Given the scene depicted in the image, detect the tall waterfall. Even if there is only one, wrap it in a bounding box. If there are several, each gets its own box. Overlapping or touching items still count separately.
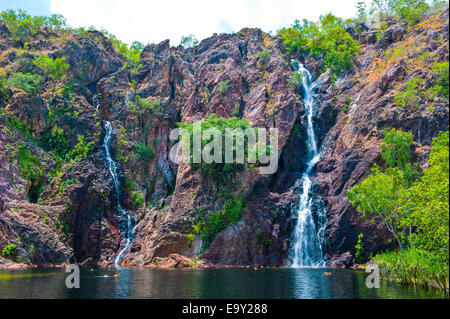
[290,63,327,267]
[103,121,135,268]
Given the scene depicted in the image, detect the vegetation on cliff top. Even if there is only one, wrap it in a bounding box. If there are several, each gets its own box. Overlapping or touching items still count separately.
[279,13,360,76]
[0,9,66,41]
[279,0,448,77]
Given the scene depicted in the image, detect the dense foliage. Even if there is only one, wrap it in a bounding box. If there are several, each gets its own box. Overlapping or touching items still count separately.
[279,14,360,75]
[67,135,94,161]
[0,9,66,41]
[134,142,155,160]
[16,144,44,202]
[429,61,449,100]
[374,247,448,290]
[367,0,439,25]
[5,72,43,93]
[398,131,449,263]
[394,77,424,108]
[1,244,16,259]
[110,39,144,72]
[347,129,418,250]
[178,114,255,181]
[33,55,69,81]
[348,129,449,287]
[40,125,69,159]
[279,0,447,77]
[129,95,161,115]
[194,196,246,250]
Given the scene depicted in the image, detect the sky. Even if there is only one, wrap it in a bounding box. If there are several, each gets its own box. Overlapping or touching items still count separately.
[0,0,371,45]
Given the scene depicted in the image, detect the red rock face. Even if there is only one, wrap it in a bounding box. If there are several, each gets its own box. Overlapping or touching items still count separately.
[0,9,448,268]
[311,9,449,265]
[120,28,303,267]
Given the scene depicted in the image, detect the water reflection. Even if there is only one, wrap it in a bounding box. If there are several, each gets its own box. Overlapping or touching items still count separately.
[0,267,447,299]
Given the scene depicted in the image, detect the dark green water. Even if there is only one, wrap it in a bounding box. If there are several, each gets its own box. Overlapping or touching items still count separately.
[0,267,447,299]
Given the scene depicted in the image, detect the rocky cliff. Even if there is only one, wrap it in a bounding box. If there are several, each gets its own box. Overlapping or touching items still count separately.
[0,8,448,268]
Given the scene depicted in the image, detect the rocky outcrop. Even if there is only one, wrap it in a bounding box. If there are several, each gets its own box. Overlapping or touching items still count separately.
[119,28,303,266]
[311,10,449,263]
[0,9,448,268]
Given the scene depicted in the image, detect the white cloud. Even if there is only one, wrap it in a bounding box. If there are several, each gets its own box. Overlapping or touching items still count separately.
[50,0,368,46]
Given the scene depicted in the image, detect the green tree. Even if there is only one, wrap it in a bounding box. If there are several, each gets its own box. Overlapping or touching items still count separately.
[180,34,199,48]
[134,142,154,160]
[355,233,365,263]
[369,0,431,24]
[106,34,144,72]
[278,13,360,75]
[33,55,69,80]
[347,165,406,250]
[394,77,424,109]
[40,125,69,158]
[389,0,430,25]
[129,95,161,115]
[348,128,418,250]
[381,128,413,168]
[67,135,94,161]
[398,131,449,263]
[2,244,16,258]
[429,61,449,100]
[381,128,418,185]
[0,10,66,41]
[356,1,368,21]
[178,114,254,181]
[320,22,360,75]
[6,72,43,93]
[278,26,305,55]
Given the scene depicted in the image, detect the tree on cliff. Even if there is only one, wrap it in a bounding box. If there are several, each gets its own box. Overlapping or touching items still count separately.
[347,128,417,250]
[398,131,449,264]
[348,129,449,264]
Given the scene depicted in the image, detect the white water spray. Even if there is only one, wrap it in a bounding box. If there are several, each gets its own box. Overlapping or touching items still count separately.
[290,63,327,267]
[103,121,135,268]
[93,95,100,111]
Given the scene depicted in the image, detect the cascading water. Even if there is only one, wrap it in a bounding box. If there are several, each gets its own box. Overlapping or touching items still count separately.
[92,94,100,111]
[103,121,135,268]
[290,62,327,267]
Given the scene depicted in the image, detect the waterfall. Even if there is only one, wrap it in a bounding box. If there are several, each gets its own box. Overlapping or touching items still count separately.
[93,95,100,111]
[103,121,135,268]
[290,63,327,267]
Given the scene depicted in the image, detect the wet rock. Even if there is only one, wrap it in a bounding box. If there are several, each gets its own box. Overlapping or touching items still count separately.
[328,251,354,268]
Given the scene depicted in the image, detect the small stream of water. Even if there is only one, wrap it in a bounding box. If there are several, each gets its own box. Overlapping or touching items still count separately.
[103,121,135,268]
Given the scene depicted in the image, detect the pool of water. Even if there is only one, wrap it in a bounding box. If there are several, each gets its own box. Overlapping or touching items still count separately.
[0,267,447,299]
